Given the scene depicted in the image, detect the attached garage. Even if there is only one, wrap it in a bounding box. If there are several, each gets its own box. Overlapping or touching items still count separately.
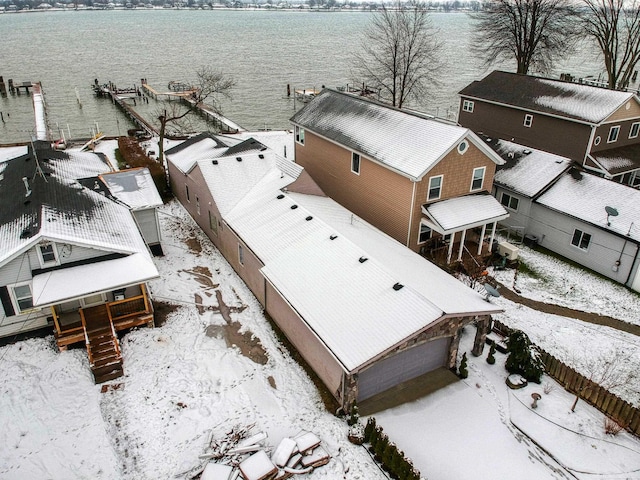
[357,336,451,402]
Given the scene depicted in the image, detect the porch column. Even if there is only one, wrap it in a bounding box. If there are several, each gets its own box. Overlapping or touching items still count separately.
[472,315,491,357]
[477,223,487,256]
[457,229,467,262]
[488,221,497,252]
[446,234,454,263]
[51,306,61,335]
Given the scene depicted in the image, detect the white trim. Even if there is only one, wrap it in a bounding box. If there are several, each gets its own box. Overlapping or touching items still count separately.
[630,122,640,139]
[457,140,469,155]
[570,228,592,251]
[417,221,432,245]
[36,242,60,268]
[607,125,620,143]
[427,175,443,201]
[523,113,533,128]
[351,152,361,175]
[80,292,107,307]
[462,99,474,113]
[294,126,305,145]
[8,281,37,315]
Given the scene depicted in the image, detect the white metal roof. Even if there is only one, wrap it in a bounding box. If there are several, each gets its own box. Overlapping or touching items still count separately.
[536,169,640,242]
[101,168,163,209]
[290,89,501,180]
[492,140,572,198]
[422,194,509,233]
[167,136,228,173]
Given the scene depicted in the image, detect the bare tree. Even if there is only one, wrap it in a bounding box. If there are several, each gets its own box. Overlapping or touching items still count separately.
[156,66,235,183]
[582,0,640,90]
[352,1,442,109]
[471,0,580,75]
[570,347,637,413]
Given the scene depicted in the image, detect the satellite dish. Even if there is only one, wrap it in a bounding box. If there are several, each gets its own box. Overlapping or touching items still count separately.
[483,284,501,302]
[605,206,619,226]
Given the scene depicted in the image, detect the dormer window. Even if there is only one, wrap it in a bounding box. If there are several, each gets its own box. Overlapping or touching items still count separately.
[37,242,59,267]
[608,125,620,143]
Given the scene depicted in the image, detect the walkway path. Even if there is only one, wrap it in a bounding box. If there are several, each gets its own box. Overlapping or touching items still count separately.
[495,280,640,337]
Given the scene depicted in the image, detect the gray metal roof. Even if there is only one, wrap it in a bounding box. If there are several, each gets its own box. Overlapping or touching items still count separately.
[459,71,635,125]
[290,89,480,180]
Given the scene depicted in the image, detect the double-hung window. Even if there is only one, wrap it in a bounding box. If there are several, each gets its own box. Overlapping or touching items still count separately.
[295,126,305,145]
[37,243,58,266]
[608,125,620,143]
[524,114,533,128]
[428,175,443,201]
[418,223,432,244]
[351,153,361,175]
[12,283,34,313]
[630,122,640,139]
[571,229,591,250]
[470,167,485,191]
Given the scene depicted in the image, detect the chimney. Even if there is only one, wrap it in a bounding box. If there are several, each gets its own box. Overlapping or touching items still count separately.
[22,177,32,197]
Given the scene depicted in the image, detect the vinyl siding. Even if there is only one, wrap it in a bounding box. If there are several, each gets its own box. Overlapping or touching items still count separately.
[605,100,640,123]
[591,118,640,153]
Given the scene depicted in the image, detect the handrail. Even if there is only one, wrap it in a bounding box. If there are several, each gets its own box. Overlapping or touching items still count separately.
[79,309,94,366]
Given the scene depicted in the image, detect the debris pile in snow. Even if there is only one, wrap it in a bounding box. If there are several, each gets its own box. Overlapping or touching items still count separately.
[177,424,331,480]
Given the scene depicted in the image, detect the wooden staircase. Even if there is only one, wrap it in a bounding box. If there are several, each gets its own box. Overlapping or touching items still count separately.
[81,305,124,384]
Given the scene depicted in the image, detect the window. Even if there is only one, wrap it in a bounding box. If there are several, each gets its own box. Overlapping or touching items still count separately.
[630,122,640,139]
[38,243,58,266]
[427,175,443,201]
[209,211,218,235]
[295,126,305,145]
[351,152,360,175]
[594,136,601,146]
[418,223,432,244]
[523,114,533,128]
[81,293,106,307]
[500,192,519,211]
[196,196,200,215]
[470,167,485,191]
[11,283,33,313]
[571,229,592,250]
[185,184,190,202]
[462,100,474,113]
[238,244,244,265]
[457,140,469,154]
[608,125,620,143]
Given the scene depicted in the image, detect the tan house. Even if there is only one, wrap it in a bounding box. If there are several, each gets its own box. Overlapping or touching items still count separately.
[459,70,640,187]
[166,133,501,409]
[290,89,508,265]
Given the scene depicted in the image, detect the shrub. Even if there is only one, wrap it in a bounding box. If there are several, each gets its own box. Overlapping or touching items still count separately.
[117,136,168,197]
[347,404,359,426]
[364,417,376,443]
[369,425,381,453]
[375,433,389,462]
[505,330,544,383]
[458,352,469,379]
[486,343,496,365]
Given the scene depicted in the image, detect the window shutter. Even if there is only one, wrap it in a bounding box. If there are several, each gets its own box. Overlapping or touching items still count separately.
[0,286,15,317]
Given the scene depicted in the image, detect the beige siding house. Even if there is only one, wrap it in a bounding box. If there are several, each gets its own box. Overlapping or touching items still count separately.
[166,134,502,409]
[290,89,508,265]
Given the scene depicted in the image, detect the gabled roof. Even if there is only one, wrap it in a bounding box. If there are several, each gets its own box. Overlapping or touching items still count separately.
[459,71,636,125]
[0,144,156,275]
[165,132,231,173]
[536,168,640,243]
[488,138,573,198]
[177,135,501,373]
[290,89,503,180]
[589,144,640,176]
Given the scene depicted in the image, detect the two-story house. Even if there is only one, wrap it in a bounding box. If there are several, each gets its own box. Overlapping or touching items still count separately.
[0,142,161,382]
[289,89,508,266]
[166,133,501,410]
[459,70,640,187]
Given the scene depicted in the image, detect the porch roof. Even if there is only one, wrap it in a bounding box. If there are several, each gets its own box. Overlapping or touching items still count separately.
[589,144,640,176]
[422,193,509,234]
[31,253,159,307]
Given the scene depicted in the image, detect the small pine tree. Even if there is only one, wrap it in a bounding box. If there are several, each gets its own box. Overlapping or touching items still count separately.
[347,403,360,426]
[486,343,496,365]
[375,433,389,462]
[458,352,469,379]
[364,417,376,443]
[369,425,380,453]
[390,447,404,479]
[382,441,395,471]
[506,330,544,383]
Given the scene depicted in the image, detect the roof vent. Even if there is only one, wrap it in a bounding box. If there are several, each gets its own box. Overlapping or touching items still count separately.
[393,282,404,291]
[291,204,298,210]
[523,149,531,155]
[212,159,219,165]
[305,216,313,221]
[359,256,368,263]
[22,177,32,197]
[260,147,267,151]
[507,152,514,159]
[277,194,285,199]
[330,235,338,240]
[258,154,265,159]
[236,156,242,162]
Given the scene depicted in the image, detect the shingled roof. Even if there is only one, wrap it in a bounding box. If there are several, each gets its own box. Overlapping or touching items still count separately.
[459,71,636,125]
[290,89,502,180]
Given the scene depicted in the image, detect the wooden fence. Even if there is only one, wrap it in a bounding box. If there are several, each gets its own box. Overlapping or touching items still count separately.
[492,320,640,436]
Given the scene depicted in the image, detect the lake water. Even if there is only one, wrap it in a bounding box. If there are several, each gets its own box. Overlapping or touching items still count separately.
[0,9,604,143]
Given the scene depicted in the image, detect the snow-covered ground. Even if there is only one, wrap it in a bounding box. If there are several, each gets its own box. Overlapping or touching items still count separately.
[1,193,640,479]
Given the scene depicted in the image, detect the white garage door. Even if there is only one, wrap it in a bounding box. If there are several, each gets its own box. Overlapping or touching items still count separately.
[357,336,451,402]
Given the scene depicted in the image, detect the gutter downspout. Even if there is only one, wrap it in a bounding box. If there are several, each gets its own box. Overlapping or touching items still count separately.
[407,180,417,247]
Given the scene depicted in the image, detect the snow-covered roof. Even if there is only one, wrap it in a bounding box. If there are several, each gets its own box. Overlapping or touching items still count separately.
[0,143,157,271]
[220,130,295,162]
[589,144,640,176]
[100,168,163,209]
[0,146,28,163]
[165,133,231,173]
[489,138,572,198]
[536,169,640,242]
[176,135,501,372]
[460,71,636,125]
[422,193,509,233]
[290,89,502,180]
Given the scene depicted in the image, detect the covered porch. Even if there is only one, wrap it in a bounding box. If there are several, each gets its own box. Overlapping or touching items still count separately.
[420,193,509,266]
